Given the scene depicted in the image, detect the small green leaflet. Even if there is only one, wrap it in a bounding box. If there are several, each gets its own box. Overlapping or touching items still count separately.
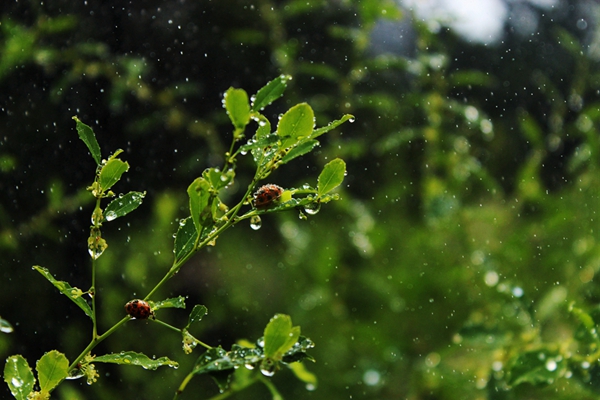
[186,304,208,330]
[104,191,146,222]
[98,157,129,192]
[187,177,213,234]
[174,216,197,262]
[152,296,186,311]
[33,266,93,318]
[3,355,35,400]
[36,350,69,393]
[73,116,101,165]
[251,74,291,112]
[277,103,315,149]
[94,351,178,370]
[310,114,354,140]
[317,158,346,196]
[263,314,300,361]
[224,87,250,130]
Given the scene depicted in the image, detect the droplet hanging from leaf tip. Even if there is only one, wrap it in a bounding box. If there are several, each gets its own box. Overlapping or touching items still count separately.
[250,215,262,230]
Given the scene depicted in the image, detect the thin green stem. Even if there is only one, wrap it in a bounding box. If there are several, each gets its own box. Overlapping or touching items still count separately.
[91,196,102,340]
[149,319,212,350]
[68,316,131,371]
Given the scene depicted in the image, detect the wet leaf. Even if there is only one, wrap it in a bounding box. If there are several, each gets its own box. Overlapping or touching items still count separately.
[288,362,317,388]
[33,266,92,318]
[186,305,208,330]
[310,114,354,140]
[94,351,178,370]
[317,158,346,196]
[277,103,315,148]
[281,139,319,164]
[224,87,250,130]
[174,217,197,262]
[202,167,234,191]
[99,157,129,192]
[263,314,300,360]
[3,355,35,400]
[73,116,101,165]
[251,74,291,111]
[187,177,212,234]
[36,350,69,393]
[153,296,186,311]
[507,350,566,386]
[104,191,146,222]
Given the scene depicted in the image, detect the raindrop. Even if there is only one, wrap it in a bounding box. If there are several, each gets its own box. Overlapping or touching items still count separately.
[546,359,557,372]
[348,117,355,123]
[298,210,308,220]
[105,211,117,222]
[0,318,14,333]
[260,363,276,377]
[66,367,85,380]
[363,369,381,386]
[303,202,321,215]
[11,377,23,388]
[250,215,262,230]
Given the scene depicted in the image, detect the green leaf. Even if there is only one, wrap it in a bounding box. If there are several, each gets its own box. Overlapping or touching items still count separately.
[36,350,69,393]
[224,87,250,130]
[153,296,186,311]
[186,305,208,330]
[251,75,292,111]
[99,157,129,192]
[33,266,93,318]
[317,158,346,196]
[507,350,566,386]
[104,191,146,222]
[73,116,101,165]
[187,177,213,234]
[281,139,319,164]
[93,351,178,370]
[202,167,235,191]
[193,347,235,373]
[277,103,315,148]
[263,314,300,361]
[174,217,197,262]
[4,355,35,400]
[288,361,317,388]
[310,114,354,140]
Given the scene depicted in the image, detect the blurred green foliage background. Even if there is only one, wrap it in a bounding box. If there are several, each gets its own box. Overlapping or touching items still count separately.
[1,0,600,399]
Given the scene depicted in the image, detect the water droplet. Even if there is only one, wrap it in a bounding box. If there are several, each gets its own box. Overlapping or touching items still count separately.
[0,318,13,333]
[348,117,355,123]
[303,202,321,215]
[260,360,276,377]
[245,363,255,370]
[546,359,557,371]
[306,383,316,391]
[363,369,381,386]
[105,211,117,222]
[250,215,262,230]
[298,210,308,220]
[66,368,85,380]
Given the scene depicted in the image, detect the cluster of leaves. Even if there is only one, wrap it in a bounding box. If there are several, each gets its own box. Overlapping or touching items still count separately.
[2,76,352,399]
